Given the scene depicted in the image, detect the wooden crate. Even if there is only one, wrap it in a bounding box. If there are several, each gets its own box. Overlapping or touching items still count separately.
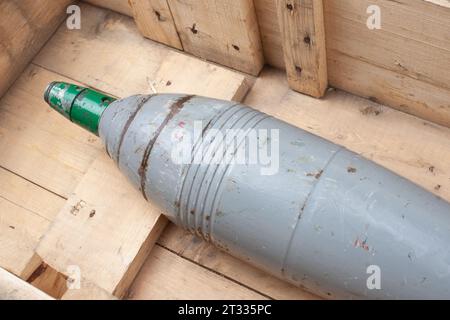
[1,0,449,300]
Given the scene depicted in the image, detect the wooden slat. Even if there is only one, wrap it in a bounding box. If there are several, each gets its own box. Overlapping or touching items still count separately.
[36,154,168,298]
[129,0,183,50]
[255,0,450,127]
[84,0,133,16]
[325,0,450,91]
[129,246,266,299]
[426,0,450,8]
[327,49,450,128]
[0,66,104,198]
[167,0,264,75]
[322,0,450,127]
[276,0,327,97]
[0,167,64,279]
[0,0,72,97]
[154,224,319,299]
[84,0,265,75]
[254,0,285,69]
[34,4,250,100]
[0,267,53,300]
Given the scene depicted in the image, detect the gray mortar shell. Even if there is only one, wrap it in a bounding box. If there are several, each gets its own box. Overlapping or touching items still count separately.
[99,93,450,299]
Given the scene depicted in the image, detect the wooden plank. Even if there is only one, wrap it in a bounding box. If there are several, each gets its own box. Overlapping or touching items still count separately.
[325,0,450,91]
[34,3,250,100]
[426,0,450,8]
[276,0,327,97]
[327,49,450,128]
[0,65,103,197]
[129,0,183,50]
[0,0,72,97]
[154,224,319,299]
[254,0,285,69]
[129,246,266,299]
[255,0,450,127]
[0,167,64,279]
[167,0,264,75]
[0,267,53,300]
[61,281,116,300]
[35,154,167,298]
[323,0,450,127]
[149,52,254,102]
[84,0,133,16]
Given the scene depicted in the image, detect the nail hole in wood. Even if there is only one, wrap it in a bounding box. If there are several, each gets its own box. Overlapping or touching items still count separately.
[232,44,240,51]
[190,23,198,34]
[154,10,164,22]
[304,35,311,45]
[295,65,302,74]
[286,3,294,11]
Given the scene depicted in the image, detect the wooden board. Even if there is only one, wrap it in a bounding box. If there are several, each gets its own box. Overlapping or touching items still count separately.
[323,0,450,127]
[34,4,249,100]
[0,65,98,280]
[129,246,267,299]
[84,0,133,16]
[36,155,168,298]
[151,224,319,299]
[255,0,450,127]
[129,0,183,50]
[254,0,285,69]
[0,267,52,300]
[167,0,264,75]
[81,0,450,127]
[0,0,71,97]
[0,166,63,279]
[276,0,327,97]
[0,66,104,198]
[83,0,264,75]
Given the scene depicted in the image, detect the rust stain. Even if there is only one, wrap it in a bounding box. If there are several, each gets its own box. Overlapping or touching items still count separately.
[201,118,214,137]
[354,237,370,251]
[139,95,194,199]
[307,169,323,179]
[117,95,153,165]
[347,166,357,173]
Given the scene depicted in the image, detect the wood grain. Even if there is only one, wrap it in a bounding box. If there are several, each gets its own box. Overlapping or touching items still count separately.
[129,0,183,50]
[0,267,53,300]
[167,0,264,75]
[0,0,71,97]
[276,0,327,97]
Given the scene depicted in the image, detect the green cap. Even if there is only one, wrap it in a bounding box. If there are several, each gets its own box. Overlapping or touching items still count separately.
[44,81,116,135]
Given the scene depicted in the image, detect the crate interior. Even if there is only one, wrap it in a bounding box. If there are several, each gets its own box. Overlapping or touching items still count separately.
[1,2,450,299]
